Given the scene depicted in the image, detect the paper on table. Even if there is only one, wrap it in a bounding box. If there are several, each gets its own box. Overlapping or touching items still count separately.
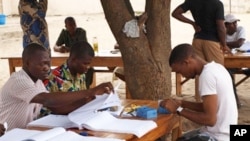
[47,131,125,141]
[69,111,157,138]
[241,52,250,56]
[28,127,65,141]
[0,127,125,141]
[27,114,78,129]
[27,93,123,130]
[70,93,122,115]
[68,93,157,137]
[239,41,250,51]
[0,128,41,141]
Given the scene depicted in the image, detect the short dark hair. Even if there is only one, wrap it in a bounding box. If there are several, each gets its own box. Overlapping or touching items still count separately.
[69,41,94,59]
[22,43,48,62]
[169,43,195,66]
[64,16,76,24]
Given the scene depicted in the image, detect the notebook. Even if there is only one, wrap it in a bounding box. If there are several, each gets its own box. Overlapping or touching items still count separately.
[0,127,125,141]
[28,93,157,138]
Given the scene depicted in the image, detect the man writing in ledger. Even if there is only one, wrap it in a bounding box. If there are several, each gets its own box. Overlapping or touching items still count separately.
[160,44,238,141]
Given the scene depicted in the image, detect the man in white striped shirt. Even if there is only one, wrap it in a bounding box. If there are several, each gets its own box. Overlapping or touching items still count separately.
[0,43,114,131]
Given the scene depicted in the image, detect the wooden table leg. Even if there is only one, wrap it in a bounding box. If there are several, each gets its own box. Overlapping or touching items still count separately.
[8,59,15,74]
[176,73,182,96]
[171,116,182,141]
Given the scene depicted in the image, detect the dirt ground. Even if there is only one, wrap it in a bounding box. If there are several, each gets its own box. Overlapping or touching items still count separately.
[1,13,250,140]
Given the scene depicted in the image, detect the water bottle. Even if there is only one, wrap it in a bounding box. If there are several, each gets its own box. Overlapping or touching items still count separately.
[93,37,99,55]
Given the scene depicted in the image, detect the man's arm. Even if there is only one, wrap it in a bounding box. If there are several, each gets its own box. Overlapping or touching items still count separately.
[53,44,69,53]
[227,38,246,49]
[160,94,218,126]
[172,5,200,32]
[54,29,70,53]
[217,20,231,52]
[31,82,114,115]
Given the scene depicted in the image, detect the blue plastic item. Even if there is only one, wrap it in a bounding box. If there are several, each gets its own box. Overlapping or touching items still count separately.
[136,106,157,119]
[0,14,6,25]
[157,106,171,114]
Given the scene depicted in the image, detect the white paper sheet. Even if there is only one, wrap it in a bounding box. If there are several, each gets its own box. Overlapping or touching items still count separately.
[0,127,125,141]
[27,114,78,129]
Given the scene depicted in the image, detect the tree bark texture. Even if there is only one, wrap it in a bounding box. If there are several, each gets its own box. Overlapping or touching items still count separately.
[101,0,172,100]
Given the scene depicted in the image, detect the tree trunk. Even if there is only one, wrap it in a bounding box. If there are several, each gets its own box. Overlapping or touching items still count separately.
[101,0,172,100]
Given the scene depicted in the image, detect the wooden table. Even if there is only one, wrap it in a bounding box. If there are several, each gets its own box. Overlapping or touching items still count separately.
[1,50,125,91]
[176,53,250,97]
[0,50,123,74]
[28,99,182,141]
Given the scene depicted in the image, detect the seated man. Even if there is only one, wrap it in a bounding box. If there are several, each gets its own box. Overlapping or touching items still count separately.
[41,41,96,116]
[0,43,113,130]
[53,16,93,88]
[225,14,246,49]
[54,16,88,52]
[225,13,249,107]
[160,43,238,141]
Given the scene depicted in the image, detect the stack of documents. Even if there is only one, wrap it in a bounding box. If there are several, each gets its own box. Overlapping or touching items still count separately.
[0,127,125,141]
[235,41,250,52]
[28,93,157,138]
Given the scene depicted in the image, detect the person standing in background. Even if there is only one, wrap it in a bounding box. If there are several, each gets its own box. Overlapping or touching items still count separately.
[172,0,232,102]
[18,0,50,52]
[172,0,230,65]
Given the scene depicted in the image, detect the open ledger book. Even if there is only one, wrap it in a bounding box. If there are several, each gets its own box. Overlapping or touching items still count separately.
[0,127,124,141]
[28,93,157,138]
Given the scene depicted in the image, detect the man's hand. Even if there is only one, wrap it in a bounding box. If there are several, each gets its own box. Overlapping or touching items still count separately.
[192,23,201,33]
[54,46,69,53]
[159,98,181,113]
[221,45,232,54]
[92,82,114,95]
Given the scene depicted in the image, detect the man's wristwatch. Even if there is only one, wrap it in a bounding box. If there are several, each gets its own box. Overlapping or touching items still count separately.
[176,106,183,115]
